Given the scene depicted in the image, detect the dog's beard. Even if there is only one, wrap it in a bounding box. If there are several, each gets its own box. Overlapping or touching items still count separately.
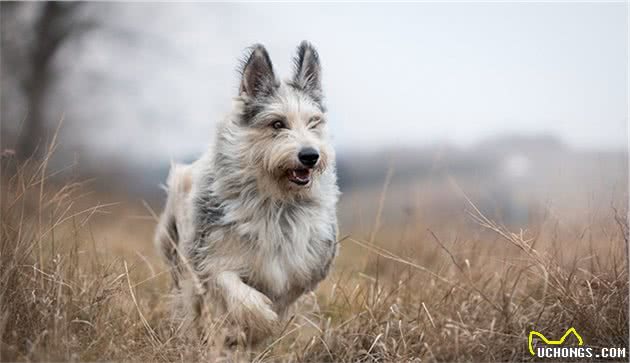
[245,133,330,195]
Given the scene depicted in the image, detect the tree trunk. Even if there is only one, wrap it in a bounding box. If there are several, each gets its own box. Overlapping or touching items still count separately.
[16,2,77,159]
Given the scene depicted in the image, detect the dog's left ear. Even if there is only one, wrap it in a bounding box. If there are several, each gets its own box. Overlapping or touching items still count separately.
[239,44,278,98]
[292,41,322,100]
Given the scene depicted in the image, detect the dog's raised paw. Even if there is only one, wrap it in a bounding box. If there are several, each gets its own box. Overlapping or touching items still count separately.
[241,289,278,324]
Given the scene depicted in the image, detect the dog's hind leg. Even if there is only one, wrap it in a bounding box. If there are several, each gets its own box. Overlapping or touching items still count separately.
[155,163,193,290]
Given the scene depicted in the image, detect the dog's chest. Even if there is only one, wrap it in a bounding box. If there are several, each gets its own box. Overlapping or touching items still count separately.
[242,206,335,300]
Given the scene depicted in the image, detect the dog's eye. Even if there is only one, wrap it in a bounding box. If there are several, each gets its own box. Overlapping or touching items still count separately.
[271,120,286,130]
[309,116,323,129]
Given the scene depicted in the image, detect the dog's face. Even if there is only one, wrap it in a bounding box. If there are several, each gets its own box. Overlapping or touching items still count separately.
[235,42,334,195]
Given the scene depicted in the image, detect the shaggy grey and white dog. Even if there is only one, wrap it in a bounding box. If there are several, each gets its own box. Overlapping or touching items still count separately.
[154,41,339,343]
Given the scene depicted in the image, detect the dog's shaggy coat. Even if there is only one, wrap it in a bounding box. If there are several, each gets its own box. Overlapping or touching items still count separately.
[155,42,339,343]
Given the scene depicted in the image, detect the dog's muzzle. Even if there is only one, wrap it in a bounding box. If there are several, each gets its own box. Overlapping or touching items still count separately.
[287,147,320,186]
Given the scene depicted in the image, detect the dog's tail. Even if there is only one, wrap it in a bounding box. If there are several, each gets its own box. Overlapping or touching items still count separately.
[154,163,193,290]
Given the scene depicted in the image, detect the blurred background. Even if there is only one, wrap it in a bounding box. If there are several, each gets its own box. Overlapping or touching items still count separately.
[1,2,627,233]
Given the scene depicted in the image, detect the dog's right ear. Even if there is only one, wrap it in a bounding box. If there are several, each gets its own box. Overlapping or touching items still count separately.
[239,44,278,98]
[291,41,322,101]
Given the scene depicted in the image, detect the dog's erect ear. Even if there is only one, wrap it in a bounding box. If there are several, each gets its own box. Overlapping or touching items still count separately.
[292,41,322,99]
[239,44,277,98]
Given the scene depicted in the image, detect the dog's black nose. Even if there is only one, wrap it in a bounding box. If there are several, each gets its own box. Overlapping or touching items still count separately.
[298,147,319,167]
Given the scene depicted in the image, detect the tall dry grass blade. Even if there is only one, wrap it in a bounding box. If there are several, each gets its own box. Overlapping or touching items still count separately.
[369,166,393,244]
[347,236,456,286]
[123,261,166,358]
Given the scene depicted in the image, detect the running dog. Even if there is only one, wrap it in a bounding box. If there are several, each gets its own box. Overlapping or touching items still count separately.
[155,41,339,344]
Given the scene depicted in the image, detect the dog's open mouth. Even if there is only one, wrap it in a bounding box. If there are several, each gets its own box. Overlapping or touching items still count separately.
[287,168,312,186]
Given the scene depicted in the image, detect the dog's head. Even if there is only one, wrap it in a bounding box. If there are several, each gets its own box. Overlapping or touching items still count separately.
[232,42,334,196]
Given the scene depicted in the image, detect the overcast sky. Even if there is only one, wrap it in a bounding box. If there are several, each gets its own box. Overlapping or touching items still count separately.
[55,2,627,162]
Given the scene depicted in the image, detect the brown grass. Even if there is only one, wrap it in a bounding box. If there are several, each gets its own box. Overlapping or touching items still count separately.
[0,147,628,362]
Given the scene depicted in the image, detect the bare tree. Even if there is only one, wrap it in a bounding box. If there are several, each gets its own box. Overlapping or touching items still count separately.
[1,2,91,158]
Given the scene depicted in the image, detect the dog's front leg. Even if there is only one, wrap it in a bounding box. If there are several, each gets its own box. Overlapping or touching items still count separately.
[215,271,278,342]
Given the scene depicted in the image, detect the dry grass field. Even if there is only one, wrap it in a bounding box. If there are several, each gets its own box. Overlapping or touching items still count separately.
[1,149,628,362]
